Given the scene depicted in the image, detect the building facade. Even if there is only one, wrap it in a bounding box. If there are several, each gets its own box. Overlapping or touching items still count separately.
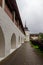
[0,0,25,61]
[30,34,39,40]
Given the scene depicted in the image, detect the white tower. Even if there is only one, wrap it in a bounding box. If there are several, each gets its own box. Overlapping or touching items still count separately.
[24,22,30,42]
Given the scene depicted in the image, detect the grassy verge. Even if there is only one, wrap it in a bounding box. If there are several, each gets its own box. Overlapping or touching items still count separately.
[30,41,39,49]
[30,41,43,55]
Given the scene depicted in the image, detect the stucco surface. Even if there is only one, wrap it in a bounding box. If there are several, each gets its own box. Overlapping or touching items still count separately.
[0,7,25,61]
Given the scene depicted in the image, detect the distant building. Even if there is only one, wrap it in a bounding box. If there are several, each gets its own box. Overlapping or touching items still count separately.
[0,0,25,61]
[24,23,30,42]
[30,34,39,40]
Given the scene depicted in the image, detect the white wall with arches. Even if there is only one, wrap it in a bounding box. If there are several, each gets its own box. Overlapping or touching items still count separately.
[0,7,25,61]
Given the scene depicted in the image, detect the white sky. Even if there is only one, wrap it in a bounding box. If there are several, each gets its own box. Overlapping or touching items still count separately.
[16,0,43,33]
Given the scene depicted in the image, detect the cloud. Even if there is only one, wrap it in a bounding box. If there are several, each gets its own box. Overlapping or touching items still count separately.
[16,0,43,33]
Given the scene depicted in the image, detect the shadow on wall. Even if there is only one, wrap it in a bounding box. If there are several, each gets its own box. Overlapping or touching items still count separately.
[0,27,5,57]
[19,36,20,44]
[11,34,16,49]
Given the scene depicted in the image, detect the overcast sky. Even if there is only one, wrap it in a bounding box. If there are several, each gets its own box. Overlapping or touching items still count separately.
[16,0,43,33]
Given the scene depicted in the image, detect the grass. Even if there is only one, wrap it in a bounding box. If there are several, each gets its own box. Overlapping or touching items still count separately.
[30,41,43,54]
[32,45,39,49]
[30,41,39,49]
[30,41,43,58]
[34,48,43,56]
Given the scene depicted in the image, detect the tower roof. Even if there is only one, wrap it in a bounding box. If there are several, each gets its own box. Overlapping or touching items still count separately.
[24,22,29,31]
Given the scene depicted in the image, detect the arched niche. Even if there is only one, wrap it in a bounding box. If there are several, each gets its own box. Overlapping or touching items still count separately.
[11,33,16,49]
[0,27,5,57]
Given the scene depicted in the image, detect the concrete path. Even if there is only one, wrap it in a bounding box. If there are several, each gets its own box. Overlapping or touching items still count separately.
[0,43,43,65]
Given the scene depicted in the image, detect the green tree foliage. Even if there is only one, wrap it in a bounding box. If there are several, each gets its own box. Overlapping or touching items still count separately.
[39,33,43,40]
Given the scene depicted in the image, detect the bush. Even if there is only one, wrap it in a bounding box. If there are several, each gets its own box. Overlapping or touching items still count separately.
[39,33,43,40]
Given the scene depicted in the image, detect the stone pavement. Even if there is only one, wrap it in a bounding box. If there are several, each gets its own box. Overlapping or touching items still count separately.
[0,43,43,65]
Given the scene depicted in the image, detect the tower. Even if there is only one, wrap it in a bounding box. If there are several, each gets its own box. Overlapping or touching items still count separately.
[24,22,30,42]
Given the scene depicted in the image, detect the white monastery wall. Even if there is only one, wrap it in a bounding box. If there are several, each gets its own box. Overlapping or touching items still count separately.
[0,7,25,61]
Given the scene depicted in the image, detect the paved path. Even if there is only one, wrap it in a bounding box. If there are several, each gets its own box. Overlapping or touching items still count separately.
[0,43,43,65]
